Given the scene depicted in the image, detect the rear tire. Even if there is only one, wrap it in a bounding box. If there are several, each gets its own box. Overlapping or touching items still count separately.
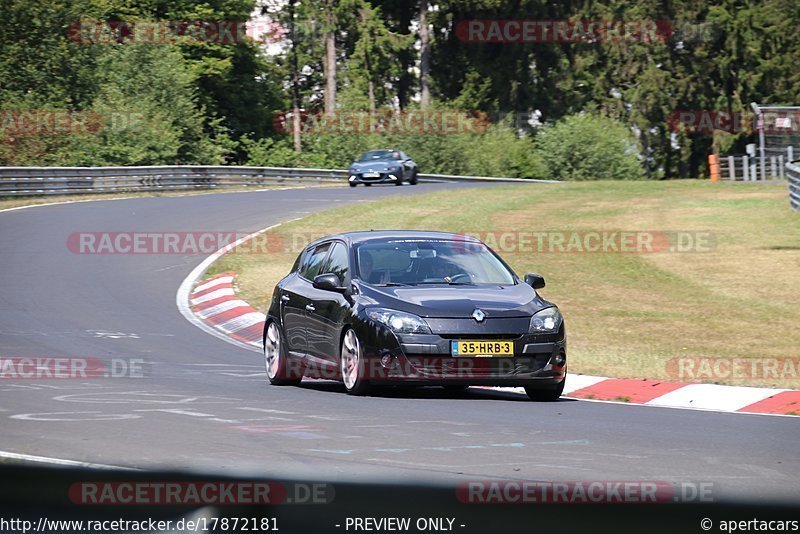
[340,329,370,395]
[264,321,302,386]
[524,379,564,401]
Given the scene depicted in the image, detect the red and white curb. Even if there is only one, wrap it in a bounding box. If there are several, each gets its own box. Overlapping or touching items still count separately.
[177,229,799,417]
[189,272,265,347]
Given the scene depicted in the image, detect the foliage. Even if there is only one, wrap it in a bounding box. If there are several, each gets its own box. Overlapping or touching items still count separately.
[2,0,798,178]
[534,114,644,180]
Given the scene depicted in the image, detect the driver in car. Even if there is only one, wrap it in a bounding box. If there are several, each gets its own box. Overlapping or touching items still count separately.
[359,250,387,284]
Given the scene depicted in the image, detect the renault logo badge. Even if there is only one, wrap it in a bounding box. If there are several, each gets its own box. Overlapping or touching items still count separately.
[472,309,486,322]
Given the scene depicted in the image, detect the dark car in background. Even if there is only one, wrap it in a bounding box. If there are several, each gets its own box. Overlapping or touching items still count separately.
[348,149,418,187]
[263,231,566,400]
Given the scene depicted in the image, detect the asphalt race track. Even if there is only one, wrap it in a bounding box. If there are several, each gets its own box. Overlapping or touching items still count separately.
[0,183,797,503]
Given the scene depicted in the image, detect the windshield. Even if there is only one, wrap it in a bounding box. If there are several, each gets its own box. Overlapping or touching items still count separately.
[355,239,515,285]
[357,150,397,162]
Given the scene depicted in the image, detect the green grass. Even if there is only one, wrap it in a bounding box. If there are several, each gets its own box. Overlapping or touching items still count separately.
[210,180,800,388]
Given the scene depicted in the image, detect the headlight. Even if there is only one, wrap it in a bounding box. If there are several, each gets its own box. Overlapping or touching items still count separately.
[529,307,562,333]
[366,308,431,334]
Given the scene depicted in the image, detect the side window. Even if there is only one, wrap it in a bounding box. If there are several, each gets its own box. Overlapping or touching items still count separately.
[322,242,349,282]
[291,251,303,273]
[299,243,331,280]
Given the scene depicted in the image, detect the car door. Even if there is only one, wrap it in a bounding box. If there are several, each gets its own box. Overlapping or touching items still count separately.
[400,151,415,177]
[281,243,330,358]
[304,241,351,369]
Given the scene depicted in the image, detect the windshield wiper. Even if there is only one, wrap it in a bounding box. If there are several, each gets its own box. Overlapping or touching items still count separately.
[414,280,476,286]
[375,282,410,287]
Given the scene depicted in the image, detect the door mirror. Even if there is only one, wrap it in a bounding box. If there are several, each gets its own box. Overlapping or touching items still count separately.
[524,273,546,289]
[313,273,346,292]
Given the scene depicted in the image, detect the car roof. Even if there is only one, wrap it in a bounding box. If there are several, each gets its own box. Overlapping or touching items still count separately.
[305,230,481,249]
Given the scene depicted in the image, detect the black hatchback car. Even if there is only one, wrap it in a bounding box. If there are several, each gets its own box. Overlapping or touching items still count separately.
[347,149,418,186]
[263,231,566,400]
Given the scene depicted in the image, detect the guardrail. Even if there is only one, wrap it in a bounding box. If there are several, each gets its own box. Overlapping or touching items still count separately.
[0,165,558,197]
[787,161,800,211]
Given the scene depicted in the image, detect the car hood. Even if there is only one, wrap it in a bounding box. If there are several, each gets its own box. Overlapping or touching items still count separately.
[352,161,398,172]
[358,283,548,318]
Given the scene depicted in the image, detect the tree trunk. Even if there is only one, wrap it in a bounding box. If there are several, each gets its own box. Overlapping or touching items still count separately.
[360,8,376,115]
[396,3,414,111]
[289,0,302,152]
[418,0,431,109]
[323,1,336,116]
[368,79,376,115]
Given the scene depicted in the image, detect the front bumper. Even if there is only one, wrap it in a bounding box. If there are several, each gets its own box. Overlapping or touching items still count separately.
[359,318,567,387]
[349,172,400,184]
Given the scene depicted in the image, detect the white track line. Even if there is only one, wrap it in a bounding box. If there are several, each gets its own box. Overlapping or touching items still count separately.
[0,450,136,470]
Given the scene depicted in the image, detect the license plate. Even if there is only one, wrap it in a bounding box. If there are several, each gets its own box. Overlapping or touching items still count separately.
[451,340,514,357]
[363,172,380,178]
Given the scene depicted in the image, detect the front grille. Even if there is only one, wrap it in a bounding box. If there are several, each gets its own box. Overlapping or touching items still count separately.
[438,334,523,340]
[405,356,545,377]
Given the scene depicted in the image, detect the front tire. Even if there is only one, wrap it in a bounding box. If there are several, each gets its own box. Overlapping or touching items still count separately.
[524,379,564,401]
[264,321,302,386]
[349,182,357,188]
[409,170,418,185]
[340,329,370,395]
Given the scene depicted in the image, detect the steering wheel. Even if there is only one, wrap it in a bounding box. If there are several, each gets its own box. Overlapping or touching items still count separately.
[448,273,472,283]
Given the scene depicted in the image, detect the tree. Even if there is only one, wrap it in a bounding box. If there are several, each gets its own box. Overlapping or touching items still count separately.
[535,113,644,180]
[343,0,411,113]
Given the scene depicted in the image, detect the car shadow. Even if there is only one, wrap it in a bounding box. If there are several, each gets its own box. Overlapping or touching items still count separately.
[296,380,576,403]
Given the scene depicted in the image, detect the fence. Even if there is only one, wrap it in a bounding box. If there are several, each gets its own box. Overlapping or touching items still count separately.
[0,165,557,197]
[718,151,790,181]
[787,161,800,211]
